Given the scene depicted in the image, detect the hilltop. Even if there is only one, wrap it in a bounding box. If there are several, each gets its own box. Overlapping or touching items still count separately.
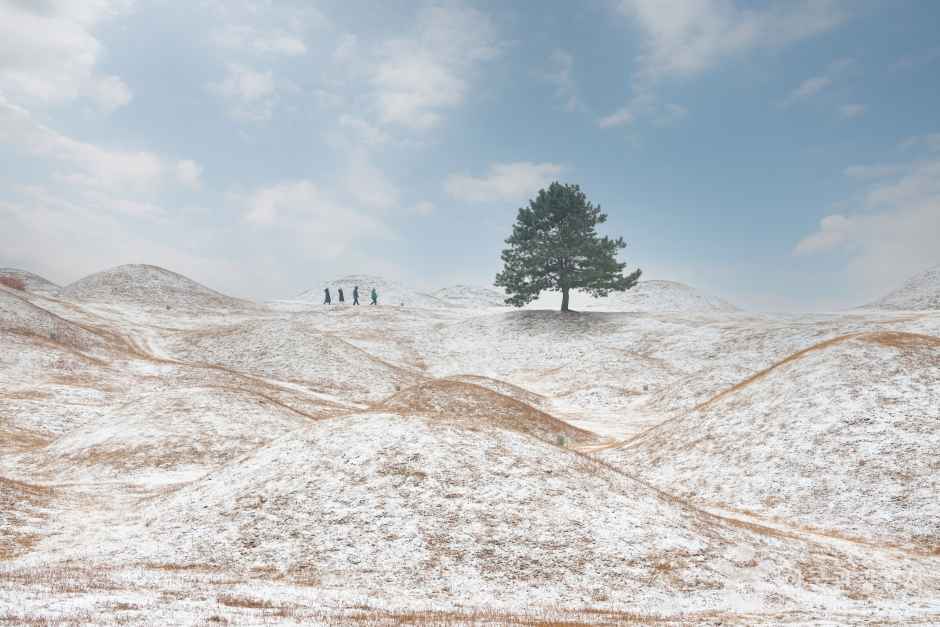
[61,264,252,310]
[530,280,737,313]
[295,275,446,308]
[0,268,60,296]
[432,285,508,308]
[864,265,940,310]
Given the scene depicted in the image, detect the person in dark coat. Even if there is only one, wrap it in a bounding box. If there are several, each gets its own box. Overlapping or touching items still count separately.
[338,287,345,303]
[370,287,378,305]
[323,288,331,305]
[352,286,360,305]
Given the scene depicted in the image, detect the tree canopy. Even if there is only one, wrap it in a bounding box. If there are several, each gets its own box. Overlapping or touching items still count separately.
[495,182,641,312]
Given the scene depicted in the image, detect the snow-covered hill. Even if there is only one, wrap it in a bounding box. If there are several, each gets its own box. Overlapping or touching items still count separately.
[529,280,737,313]
[432,284,508,308]
[4,261,940,624]
[0,286,125,360]
[864,265,940,310]
[294,276,507,309]
[31,387,311,484]
[160,317,425,402]
[377,378,598,445]
[0,268,60,296]
[602,331,940,553]
[61,264,252,310]
[295,274,447,308]
[75,413,939,616]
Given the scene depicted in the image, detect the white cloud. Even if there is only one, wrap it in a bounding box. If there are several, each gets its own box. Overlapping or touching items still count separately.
[209,63,277,121]
[88,75,133,113]
[839,103,866,118]
[339,115,389,148]
[410,201,434,216]
[599,94,687,130]
[794,159,940,297]
[655,102,688,126]
[780,57,856,108]
[783,75,832,105]
[371,5,500,130]
[240,180,391,259]
[618,0,846,80]
[0,96,200,213]
[341,152,401,212]
[543,49,583,112]
[0,184,262,298]
[333,34,359,64]
[176,160,203,188]
[899,132,940,152]
[211,24,307,56]
[599,107,635,129]
[0,0,133,112]
[445,162,563,203]
[793,214,852,254]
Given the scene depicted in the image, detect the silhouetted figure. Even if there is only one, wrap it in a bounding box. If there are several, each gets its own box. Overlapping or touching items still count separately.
[323,288,331,305]
[353,286,360,305]
[370,288,378,305]
[338,288,345,303]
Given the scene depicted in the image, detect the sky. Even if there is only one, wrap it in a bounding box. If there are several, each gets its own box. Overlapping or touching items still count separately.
[1,0,938,310]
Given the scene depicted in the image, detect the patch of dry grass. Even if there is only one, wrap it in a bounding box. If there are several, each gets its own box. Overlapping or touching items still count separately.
[377,378,600,447]
[0,276,26,291]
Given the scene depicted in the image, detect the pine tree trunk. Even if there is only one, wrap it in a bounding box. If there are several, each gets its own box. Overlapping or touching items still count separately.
[561,288,570,312]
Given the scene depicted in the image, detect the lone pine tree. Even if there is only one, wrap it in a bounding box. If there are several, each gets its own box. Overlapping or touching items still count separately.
[495,182,641,312]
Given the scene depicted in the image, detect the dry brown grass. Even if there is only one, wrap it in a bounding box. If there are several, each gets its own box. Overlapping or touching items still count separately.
[0,478,54,560]
[377,378,600,447]
[216,593,279,609]
[864,330,940,349]
[0,276,26,291]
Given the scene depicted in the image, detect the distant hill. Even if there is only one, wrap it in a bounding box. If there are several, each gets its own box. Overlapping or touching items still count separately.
[61,264,252,310]
[432,285,507,308]
[0,268,60,296]
[863,265,940,310]
[530,280,738,313]
[296,275,447,308]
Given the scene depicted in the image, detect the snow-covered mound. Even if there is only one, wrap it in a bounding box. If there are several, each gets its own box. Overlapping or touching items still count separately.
[93,413,923,610]
[61,264,252,310]
[444,374,551,410]
[0,478,52,560]
[573,280,737,313]
[864,265,940,310]
[0,287,123,360]
[0,268,60,297]
[377,378,597,445]
[161,318,424,402]
[32,387,312,484]
[432,285,507,308]
[602,331,940,553]
[296,275,447,309]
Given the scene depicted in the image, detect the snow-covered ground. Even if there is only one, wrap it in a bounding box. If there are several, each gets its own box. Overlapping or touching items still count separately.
[2,264,940,624]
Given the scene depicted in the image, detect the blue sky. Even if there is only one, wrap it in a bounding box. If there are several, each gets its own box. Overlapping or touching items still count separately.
[1,0,938,310]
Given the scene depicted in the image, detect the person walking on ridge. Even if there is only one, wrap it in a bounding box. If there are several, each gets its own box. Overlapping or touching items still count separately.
[338,287,345,303]
[352,285,360,305]
[323,288,331,305]
[370,287,378,305]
